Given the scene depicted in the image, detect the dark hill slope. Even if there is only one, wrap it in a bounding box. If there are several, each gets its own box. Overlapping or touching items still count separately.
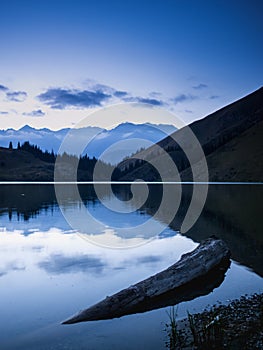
[118,87,263,181]
[181,119,263,181]
[0,146,113,181]
[0,147,54,181]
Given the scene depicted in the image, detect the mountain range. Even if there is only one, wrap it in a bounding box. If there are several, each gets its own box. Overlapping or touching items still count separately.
[0,122,176,164]
[1,87,262,182]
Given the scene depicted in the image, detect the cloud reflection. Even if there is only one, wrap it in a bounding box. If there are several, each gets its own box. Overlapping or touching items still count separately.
[38,253,105,275]
[136,255,162,264]
[0,261,25,277]
[0,227,196,282]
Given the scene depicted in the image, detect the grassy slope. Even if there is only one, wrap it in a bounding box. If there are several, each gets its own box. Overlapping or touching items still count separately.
[0,147,54,181]
[0,147,97,181]
[180,119,263,181]
[119,87,263,182]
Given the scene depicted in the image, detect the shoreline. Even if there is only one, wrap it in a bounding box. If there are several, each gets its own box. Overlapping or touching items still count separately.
[165,293,263,349]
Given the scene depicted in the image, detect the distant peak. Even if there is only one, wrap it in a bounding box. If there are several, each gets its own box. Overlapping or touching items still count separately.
[19,124,35,131]
[116,122,135,127]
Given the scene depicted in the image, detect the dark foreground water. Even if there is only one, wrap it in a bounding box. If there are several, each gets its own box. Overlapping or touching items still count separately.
[0,184,262,349]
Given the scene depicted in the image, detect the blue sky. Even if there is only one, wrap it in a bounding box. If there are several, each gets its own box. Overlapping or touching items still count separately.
[0,0,262,130]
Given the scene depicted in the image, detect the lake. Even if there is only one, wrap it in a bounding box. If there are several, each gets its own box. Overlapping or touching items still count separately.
[0,184,262,349]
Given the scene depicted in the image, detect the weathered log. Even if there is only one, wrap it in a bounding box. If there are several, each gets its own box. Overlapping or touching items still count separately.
[62,237,230,324]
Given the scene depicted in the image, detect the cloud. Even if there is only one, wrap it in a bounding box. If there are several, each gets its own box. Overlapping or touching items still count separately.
[6,91,27,102]
[0,84,8,92]
[38,85,166,109]
[38,253,105,275]
[23,109,45,117]
[91,83,116,94]
[114,90,128,98]
[86,82,131,100]
[210,95,220,99]
[0,261,26,278]
[149,91,162,97]
[136,255,162,264]
[124,96,164,106]
[37,81,168,110]
[84,81,129,97]
[38,88,111,109]
[192,83,208,90]
[171,94,198,105]
[112,87,164,105]
[137,97,164,106]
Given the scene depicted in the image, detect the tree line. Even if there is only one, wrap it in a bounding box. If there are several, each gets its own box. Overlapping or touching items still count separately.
[8,141,116,179]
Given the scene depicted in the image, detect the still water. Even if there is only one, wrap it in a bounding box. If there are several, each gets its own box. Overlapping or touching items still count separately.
[0,184,262,349]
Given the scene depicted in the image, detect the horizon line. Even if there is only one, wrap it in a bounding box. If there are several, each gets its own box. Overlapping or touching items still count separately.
[0,181,262,185]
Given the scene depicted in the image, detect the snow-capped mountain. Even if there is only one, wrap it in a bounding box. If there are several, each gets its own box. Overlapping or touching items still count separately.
[0,125,103,153]
[84,123,177,164]
[0,122,177,164]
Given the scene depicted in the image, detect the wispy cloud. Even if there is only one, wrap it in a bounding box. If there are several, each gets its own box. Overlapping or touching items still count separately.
[6,91,27,102]
[38,88,111,109]
[137,97,164,106]
[0,84,8,92]
[171,94,198,105]
[192,83,208,90]
[23,109,45,117]
[124,96,165,106]
[149,91,162,98]
[89,83,164,105]
[91,83,116,94]
[0,261,25,278]
[38,253,105,275]
[86,82,129,99]
[38,84,167,109]
[0,85,29,104]
[113,90,128,98]
[136,255,162,264]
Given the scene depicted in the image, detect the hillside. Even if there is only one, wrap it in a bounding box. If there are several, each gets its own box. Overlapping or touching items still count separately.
[0,147,54,181]
[0,146,113,181]
[118,87,263,182]
[181,119,263,181]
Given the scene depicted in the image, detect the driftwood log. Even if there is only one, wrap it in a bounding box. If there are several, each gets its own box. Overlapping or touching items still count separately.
[62,237,230,324]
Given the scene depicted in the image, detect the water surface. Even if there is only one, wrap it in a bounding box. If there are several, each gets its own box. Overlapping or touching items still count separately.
[0,184,262,349]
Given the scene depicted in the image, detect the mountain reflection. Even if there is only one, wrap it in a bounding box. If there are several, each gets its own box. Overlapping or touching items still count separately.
[134,184,263,277]
[0,184,57,221]
[0,184,262,276]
